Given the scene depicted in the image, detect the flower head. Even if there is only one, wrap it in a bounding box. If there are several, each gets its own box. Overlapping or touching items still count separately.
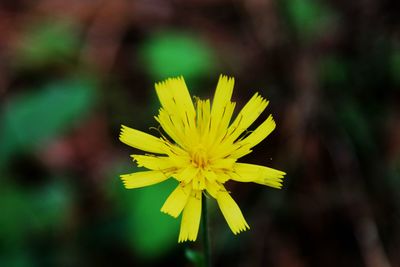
[119,75,285,242]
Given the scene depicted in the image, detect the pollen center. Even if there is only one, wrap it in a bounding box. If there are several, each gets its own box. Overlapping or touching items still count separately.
[191,146,208,169]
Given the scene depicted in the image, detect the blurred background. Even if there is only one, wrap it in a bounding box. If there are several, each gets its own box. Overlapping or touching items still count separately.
[0,0,399,266]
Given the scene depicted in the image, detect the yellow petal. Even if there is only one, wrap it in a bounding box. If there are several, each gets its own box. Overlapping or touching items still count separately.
[209,94,269,159]
[211,75,234,117]
[196,99,211,141]
[203,170,221,187]
[209,101,236,145]
[238,115,276,149]
[131,154,178,171]
[212,116,275,160]
[232,163,285,189]
[211,170,231,184]
[209,141,242,161]
[204,175,224,198]
[210,75,235,131]
[205,181,218,198]
[119,125,166,154]
[161,183,192,218]
[155,108,191,149]
[155,108,187,148]
[227,93,269,142]
[155,77,196,130]
[173,166,199,184]
[210,158,236,169]
[207,76,236,147]
[228,144,252,159]
[216,190,249,234]
[178,190,202,242]
[120,170,169,189]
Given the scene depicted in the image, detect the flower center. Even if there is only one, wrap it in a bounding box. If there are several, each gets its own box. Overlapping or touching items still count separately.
[191,146,208,169]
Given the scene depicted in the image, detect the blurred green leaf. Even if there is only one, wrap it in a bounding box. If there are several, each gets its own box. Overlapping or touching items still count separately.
[0,78,96,167]
[14,21,79,68]
[319,56,349,87]
[30,179,73,230]
[140,31,215,81]
[0,185,29,246]
[0,179,72,246]
[284,0,334,40]
[386,164,400,189]
[391,48,400,85]
[185,248,204,267]
[0,250,32,267]
[108,164,180,259]
[126,177,180,258]
[338,101,374,151]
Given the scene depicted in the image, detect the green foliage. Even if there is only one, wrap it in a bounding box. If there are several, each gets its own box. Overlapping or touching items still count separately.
[391,48,400,85]
[140,31,215,81]
[0,78,96,168]
[0,250,32,267]
[0,179,72,246]
[109,165,180,259]
[14,21,79,68]
[126,178,180,258]
[319,56,349,87]
[284,0,334,41]
[185,248,204,267]
[338,101,374,151]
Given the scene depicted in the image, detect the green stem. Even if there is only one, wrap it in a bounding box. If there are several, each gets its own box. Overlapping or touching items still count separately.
[202,195,211,267]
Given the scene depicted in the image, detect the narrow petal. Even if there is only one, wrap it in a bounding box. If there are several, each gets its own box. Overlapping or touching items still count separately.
[212,116,275,160]
[173,166,199,184]
[211,75,234,117]
[196,99,211,140]
[210,158,236,170]
[119,125,166,154]
[131,154,180,171]
[203,170,223,188]
[161,183,192,218]
[209,101,236,145]
[178,190,202,242]
[120,170,169,189]
[169,77,196,118]
[210,94,269,159]
[155,108,186,147]
[132,155,171,169]
[226,93,269,142]
[211,170,231,184]
[232,163,285,188]
[204,174,226,199]
[208,76,236,148]
[210,75,235,130]
[205,180,219,198]
[155,77,196,129]
[228,144,252,159]
[238,115,276,149]
[216,190,249,234]
[155,77,199,148]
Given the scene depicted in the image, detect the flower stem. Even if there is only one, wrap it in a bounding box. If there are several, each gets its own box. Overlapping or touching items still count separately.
[202,195,211,267]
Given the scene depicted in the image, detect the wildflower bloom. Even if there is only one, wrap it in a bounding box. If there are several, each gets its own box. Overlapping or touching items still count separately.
[119,75,285,242]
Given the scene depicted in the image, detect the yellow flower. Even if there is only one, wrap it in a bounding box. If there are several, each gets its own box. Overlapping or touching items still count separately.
[119,75,285,242]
